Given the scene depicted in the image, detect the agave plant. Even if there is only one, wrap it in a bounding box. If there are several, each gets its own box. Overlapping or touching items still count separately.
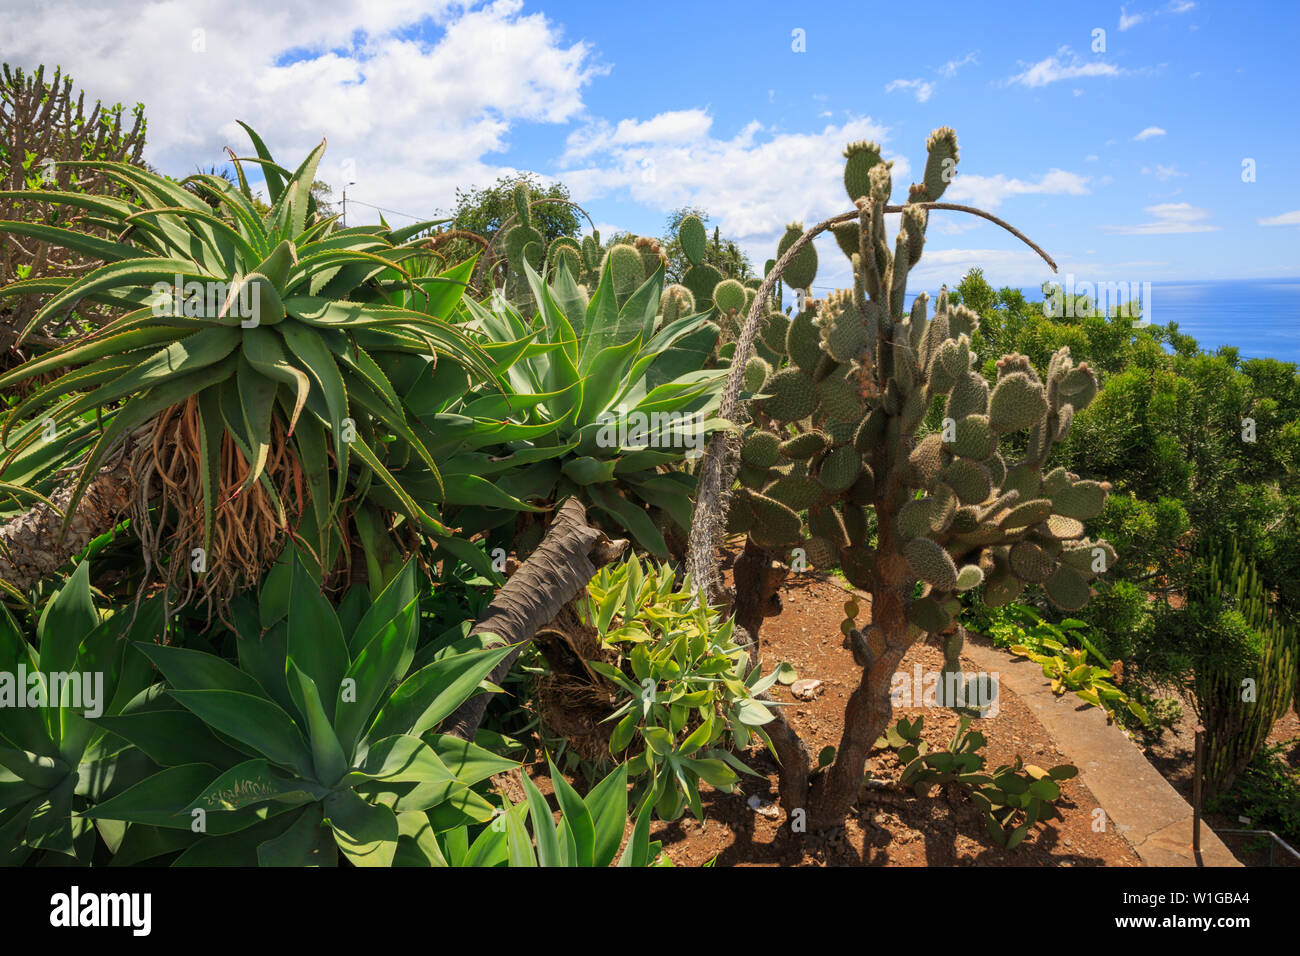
[80,551,516,866]
[433,259,731,557]
[0,561,164,864]
[493,758,668,867]
[0,124,495,610]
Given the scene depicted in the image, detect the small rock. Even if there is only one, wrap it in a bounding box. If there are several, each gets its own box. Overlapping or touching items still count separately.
[792,678,825,701]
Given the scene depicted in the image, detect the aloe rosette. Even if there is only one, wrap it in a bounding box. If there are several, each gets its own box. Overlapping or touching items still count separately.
[442,258,731,556]
[80,552,516,866]
[0,125,497,590]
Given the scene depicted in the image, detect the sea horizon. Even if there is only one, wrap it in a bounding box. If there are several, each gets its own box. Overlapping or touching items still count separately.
[901,277,1300,365]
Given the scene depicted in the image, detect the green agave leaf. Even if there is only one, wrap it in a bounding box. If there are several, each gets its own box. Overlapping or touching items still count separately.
[520,771,560,867]
[323,788,399,867]
[18,256,208,343]
[0,606,56,757]
[235,122,289,203]
[93,703,246,770]
[424,734,517,787]
[288,664,349,786]
[256,803,336,866]
[548,758,595,867]
[285,555,349,723]
[0,219,145,264]
[0,322,185,401]
[506,800,538,867]
[588,484,667,559]
[171,808,303,866]
[393,809,449,867]
[0,188,137,220]
[577,333,643,425]
[335,595,419,759]
[165,690,313,780]
[365,643,514,743]
[585,762,629,867]
[69,325,241,417]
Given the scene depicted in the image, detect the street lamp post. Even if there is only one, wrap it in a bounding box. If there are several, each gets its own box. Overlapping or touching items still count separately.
[342,181,356,227]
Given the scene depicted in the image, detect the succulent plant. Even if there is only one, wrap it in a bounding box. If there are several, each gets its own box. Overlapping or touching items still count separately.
[0,126,494,611]
[714,128,1115,831]
[731,129,1114,634]
[1190,539,1298,796]
[449,257,729,558]
[880,714,1077,850]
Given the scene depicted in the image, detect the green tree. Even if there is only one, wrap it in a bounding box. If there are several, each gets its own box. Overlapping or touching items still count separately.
[0,63,147,344]
[453,173,580,244]
[950,272,1300,699]
[445,172,583,297]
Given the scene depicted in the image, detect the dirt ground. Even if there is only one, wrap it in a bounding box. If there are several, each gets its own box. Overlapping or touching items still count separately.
[521,558,1144,866]
[519,548,1300,866]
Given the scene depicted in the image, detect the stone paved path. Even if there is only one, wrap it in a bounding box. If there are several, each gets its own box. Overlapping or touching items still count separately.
[962,632,1240,867]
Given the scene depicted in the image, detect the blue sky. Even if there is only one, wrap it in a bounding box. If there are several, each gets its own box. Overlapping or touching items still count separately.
[4,0,1297,292]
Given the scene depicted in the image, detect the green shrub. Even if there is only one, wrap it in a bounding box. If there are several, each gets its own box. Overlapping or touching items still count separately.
[1206,742,1300,845]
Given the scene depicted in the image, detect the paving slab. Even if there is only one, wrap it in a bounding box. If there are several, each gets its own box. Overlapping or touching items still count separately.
[962,633,1240,867]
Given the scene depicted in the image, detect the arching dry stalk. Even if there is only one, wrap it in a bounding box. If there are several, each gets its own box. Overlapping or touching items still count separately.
[684,200,1059,601]
[129,397,305,624]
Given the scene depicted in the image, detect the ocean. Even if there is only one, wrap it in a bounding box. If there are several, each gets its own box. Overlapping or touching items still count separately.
[897,278,1300,365]
[1014,278,1300,366]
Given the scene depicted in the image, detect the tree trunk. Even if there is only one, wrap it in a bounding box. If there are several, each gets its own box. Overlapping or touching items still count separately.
[729,455,921,831]
[731,539,787,667]
[0,446,134,594]
[442,498,628,741]
[805,586,910,830]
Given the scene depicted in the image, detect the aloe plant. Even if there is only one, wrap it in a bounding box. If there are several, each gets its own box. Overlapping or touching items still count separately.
[80,551,516,866]
[0,124,495,604]
[453,759,667,867]
[440,259,730,556]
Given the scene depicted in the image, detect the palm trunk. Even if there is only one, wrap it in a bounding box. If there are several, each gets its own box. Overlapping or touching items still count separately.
[0,449,134,594]
[443,498,629,741]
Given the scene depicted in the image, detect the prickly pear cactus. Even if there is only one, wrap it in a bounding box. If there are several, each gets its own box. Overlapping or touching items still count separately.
[730,128,1115,642]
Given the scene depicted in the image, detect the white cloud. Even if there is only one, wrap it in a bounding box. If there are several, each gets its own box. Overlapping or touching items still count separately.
[1,0,604,223]
[562,109,713,161]
[1007,46,1124,87]
[1101,202,1218,234]
[885,78,935,102]
[1133,126,1166,141]
[559,115,915,274]
[944,169,1090,210]
[1120,1,1196,31]
[938,52,979,77]
[1119,7,1147,30]
[1258,210,1300,227]
[1141,163,1184,180]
